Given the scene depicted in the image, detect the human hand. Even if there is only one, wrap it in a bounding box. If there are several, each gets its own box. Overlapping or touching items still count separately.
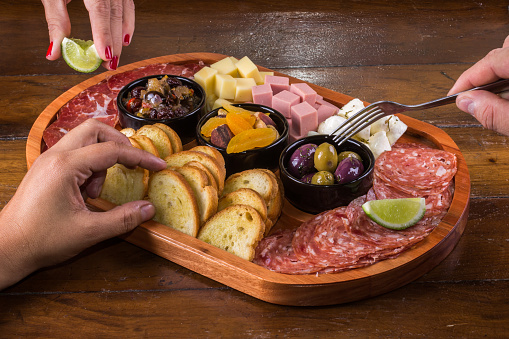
[0,119,166,289]
[42,0,135,70]
[448,36,509,136]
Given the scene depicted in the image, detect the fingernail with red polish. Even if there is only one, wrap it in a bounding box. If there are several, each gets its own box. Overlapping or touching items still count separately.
[105,46,112,60]
[46,41,53,57]
[124,34,130,45]
[110,55,118,70]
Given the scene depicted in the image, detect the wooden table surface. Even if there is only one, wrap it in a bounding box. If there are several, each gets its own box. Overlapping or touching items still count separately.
[1,0,509,337]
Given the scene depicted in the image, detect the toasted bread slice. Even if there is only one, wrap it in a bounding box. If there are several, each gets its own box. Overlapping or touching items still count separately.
[218,188,268,222]
[131,135,159,157]
[185,161,218,192]
[197,205,264,261]
[99,164,148,205]
[222,169,277,204]
[136,125,173,158]
[191,145,226,170]
[148,169,200,237]
[171,165,218,225]
[257,169,283,226]
[120,128,136,137]
[153,123,183,153]
[164,150,225,194]
[127,136,142,149]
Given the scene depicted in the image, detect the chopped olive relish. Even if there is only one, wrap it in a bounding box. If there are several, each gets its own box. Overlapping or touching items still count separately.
[123,75,201,119]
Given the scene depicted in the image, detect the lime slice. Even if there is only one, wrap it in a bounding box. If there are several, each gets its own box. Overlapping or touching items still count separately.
[61,37,102,73]
[362,198,426,230]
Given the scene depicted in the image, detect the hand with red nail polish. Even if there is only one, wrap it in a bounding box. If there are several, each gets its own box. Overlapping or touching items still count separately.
[41,0,135,71]
[448,35,509,136]
[0,119,167,290]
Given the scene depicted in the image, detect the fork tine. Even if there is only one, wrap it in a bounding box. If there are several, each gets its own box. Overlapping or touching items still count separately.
[331,106,383,143]
[328,103,379,137]
[332,109,386,147]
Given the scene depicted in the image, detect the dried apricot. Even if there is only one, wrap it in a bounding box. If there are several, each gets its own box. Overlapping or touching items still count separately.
[200,117,227,137]
[223,102,254,115]
[226,128,277,153]
[226,112,254,135]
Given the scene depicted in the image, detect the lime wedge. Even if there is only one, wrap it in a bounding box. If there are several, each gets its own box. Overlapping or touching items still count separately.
[362,198,426,230]
[61,37,102,73]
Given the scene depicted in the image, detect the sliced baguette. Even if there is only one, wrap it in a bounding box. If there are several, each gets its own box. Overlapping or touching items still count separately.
[99,164,148,206]
[218,188,268,222]
[164,150,224,194]
[185,161,218,192]
[258,169,283,228]
[221,169,277,204]
[148,169,200,237]
[120,128,136,137]
[171,165,218,225]
[131,135,159,157]
[197,205,265,261]
[153,123,183,153]
[136,125,173,158]
[190,145,226,170]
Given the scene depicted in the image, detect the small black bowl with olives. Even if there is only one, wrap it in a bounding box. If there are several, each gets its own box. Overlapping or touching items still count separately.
[279,134,375,214]
[117,74,206,144]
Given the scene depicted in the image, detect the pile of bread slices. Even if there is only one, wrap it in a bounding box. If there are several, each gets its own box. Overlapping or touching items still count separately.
[99,123,283,261]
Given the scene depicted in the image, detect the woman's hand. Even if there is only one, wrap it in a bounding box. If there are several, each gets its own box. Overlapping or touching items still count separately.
[448,36,509,136]
[0,120,166,289]
[42,0,135,70]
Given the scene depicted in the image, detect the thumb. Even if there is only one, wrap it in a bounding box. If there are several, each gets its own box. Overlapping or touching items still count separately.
[457,91,509,136]
[86,201,156,243]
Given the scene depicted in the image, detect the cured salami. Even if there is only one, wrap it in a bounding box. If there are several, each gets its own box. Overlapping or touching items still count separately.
[42,61,205,149]
[374,147,457,196]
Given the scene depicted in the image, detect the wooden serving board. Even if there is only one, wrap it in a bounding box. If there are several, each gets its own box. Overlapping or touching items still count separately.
[26,53,470,306]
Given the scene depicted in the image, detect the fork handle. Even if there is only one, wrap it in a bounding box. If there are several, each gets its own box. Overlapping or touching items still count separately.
[413,78,509,109]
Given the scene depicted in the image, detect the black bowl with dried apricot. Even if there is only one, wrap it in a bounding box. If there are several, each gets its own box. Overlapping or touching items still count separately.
[196,103,289,176]
[117,74,206,144]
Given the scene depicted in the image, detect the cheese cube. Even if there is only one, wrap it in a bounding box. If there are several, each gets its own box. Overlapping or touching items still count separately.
[206,93,218,112]
[194,66,218,97]
[235,78,257,102]
[235,56,263,84]
[215,74,236,99]
[259,71,274,84]
[211,57,239,77]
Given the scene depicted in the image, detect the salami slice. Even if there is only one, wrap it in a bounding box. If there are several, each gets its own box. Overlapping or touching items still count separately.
[374,147,457,196]
[253,229,321,274]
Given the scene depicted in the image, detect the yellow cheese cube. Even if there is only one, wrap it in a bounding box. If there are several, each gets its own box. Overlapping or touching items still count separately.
[235,78,257,102]
[258,71,274,84]
[213,98,233,110]
[215,74,236,99]
[206,93,218,111]
[194,66,218,97]
[211,57,239,77]
[235,56,263,84]
[229,56,239,64]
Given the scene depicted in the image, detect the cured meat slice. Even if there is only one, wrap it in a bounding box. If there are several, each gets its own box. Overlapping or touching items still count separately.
[345,195,439,249]
[373,176,454,217]
[292,207,379,269]
[392,142,433,149]
[43,90,118,148]
[253,229,321,274]
[374,147,457,196]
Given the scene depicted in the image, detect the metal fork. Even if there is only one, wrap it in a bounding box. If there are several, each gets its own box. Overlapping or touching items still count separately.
[330,78,509,147]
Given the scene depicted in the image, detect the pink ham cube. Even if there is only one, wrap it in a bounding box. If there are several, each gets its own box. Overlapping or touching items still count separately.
[316,97,340,114]
[317,104,338,124]
[252,84,273,107]
[272,90,300,118]
[290,83,317,105]
[291,101,318,136]
[264,75,290,95]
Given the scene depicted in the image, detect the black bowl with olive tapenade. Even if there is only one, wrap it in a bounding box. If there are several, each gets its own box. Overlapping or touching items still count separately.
[117,74,206,144]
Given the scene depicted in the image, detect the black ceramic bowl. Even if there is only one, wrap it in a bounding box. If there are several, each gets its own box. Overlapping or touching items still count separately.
[196,103,289,177]
[279,134,375,214]
[117,74,206,144]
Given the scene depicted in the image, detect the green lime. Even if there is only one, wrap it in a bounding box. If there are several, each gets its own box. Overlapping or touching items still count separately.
[362,198,426,230]
[61,37,102,73]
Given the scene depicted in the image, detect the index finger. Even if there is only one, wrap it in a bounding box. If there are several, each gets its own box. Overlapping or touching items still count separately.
[49,119,131,153]
[448,47,509,95]
[84,0,113,62]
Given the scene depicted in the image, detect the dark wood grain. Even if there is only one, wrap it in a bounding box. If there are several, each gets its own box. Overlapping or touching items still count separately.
[1,0,509,335]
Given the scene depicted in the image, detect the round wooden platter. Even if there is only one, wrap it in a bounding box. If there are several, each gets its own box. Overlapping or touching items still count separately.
[26,53,470,306]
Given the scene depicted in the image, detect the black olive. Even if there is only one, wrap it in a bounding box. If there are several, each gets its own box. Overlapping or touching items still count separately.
[126,98,142,113]
[130,86,144,99]
[166,77,182,87]
[148,108,159,119]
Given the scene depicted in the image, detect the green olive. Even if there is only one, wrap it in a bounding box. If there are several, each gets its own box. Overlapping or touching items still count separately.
[337,151,362,163]
[311,171,335,185]
[314,142,339,172]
